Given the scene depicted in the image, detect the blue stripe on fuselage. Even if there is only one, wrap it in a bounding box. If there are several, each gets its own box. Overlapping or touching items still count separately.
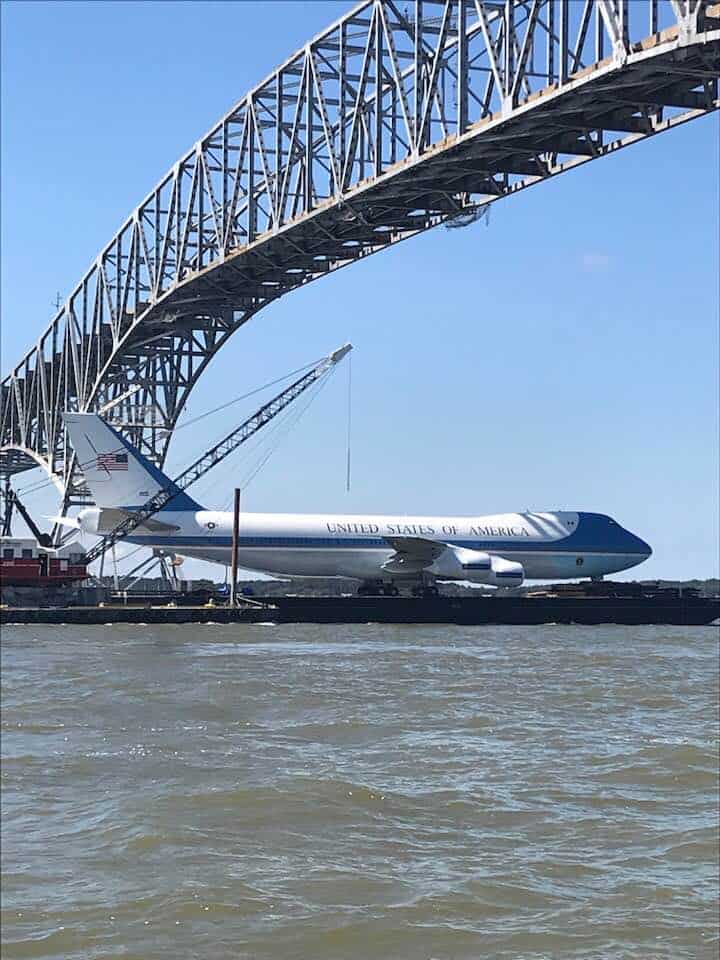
[124,537,643,555]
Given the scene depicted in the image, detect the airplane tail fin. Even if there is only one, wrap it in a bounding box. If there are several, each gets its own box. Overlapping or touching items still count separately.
[63,413,201,513]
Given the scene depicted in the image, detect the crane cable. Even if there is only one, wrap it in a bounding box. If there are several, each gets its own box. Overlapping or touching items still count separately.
[199,370,332,510]
[240,364,335,492]
[345,350,352,493]
[171,356,322,432]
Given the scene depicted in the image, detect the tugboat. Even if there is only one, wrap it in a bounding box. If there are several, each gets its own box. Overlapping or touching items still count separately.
[0,537,88,588]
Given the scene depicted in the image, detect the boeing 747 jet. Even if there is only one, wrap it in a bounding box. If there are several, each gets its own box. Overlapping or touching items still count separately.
[63,413,652,595]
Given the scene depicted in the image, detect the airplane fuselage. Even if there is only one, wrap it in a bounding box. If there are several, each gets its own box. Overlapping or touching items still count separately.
[78,507,652,581]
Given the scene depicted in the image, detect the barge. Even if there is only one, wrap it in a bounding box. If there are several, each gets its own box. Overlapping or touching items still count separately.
[1,583,718,626]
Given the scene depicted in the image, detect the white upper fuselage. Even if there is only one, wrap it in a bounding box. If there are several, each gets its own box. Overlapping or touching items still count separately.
[79,507,652,581]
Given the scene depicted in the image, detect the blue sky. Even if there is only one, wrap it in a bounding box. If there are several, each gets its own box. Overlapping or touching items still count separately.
[2,1,718,581]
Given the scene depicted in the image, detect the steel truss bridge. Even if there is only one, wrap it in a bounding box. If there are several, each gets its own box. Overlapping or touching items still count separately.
[2,0,718,529]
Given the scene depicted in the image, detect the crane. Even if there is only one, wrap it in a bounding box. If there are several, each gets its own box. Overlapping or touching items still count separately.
[81,343,352,566]
[1,485,52,546]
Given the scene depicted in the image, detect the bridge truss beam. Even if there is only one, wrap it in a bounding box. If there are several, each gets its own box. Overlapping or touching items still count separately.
[1,0,718,516]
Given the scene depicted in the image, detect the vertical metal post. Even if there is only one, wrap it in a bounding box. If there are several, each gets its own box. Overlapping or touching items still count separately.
[595,2,605,62]
[248,99,256,243]
[504,0,514,103]
[619,0,629,50]
[391,84,397,163]
[197,152,205,268]
[112,543,119,593]
[222,121,228,247]
[99,539,106,582]
[174,172,182,281]
[305,51,314,211]
[154,186,161,283]
[547,0,555,82]
[339,19,347,165]
[414,0,423,151]
[230,487,241,606]
[359,120,366,180]
[1,476,13,536]
[375,8,383,176]
[457,0,468,134]
[276,71,283,208]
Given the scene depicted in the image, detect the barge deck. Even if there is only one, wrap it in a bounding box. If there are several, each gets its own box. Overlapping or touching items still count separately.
[2,592,718,626]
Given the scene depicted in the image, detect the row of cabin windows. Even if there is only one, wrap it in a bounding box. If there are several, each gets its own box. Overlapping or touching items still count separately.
[2,548,84,563]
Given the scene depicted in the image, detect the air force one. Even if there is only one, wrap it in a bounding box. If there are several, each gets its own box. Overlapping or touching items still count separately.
[63,413,652,594]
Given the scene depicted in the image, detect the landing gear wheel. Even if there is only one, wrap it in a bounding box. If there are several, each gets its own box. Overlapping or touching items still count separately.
[383,584,399,597]
[423,586,439,598]
[358,582,388,597]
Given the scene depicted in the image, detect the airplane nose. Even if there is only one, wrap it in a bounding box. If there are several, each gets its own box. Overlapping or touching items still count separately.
[629,531,652,558]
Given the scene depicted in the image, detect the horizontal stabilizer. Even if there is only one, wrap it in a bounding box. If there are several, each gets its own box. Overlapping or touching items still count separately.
[98,508,180,534]
[46,515,80,529]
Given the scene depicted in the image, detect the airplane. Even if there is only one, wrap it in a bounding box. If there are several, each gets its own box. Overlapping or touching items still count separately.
[61,412,652,595]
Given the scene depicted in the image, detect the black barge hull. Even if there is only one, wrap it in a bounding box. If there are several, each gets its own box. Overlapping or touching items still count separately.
[2,595,718,626]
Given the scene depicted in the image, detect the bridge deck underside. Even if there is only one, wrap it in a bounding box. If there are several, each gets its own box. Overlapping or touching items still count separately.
[107,41,719,455]
[179,45,718,307]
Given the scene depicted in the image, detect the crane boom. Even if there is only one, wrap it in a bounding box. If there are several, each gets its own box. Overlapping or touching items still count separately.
[81,344,351,566]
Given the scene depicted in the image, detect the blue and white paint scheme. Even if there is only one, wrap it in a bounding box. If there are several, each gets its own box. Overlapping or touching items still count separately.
[63,413,652,587]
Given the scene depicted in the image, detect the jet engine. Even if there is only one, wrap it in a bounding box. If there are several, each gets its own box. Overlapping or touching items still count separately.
[76,506,102,534]
[430,545,524,587]
[485,554,525,587]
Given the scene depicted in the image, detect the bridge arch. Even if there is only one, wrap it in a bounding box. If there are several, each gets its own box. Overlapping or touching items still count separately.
[1,0,718,508]
[0,446,65,494]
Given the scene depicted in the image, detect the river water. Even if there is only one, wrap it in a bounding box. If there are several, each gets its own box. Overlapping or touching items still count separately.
[1,624,718,959]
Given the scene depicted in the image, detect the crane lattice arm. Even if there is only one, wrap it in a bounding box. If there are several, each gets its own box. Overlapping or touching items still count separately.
[82,344,351,566]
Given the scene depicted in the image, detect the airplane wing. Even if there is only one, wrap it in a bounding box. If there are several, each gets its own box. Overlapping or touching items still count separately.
[46,510,178,534]
[381,535,523,585]
[381,535,446,574]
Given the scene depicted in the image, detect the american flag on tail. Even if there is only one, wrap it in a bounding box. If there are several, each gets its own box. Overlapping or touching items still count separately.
[96,452,128,471]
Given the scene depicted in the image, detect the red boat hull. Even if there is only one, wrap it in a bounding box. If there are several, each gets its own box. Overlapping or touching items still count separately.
[1,558,88,587]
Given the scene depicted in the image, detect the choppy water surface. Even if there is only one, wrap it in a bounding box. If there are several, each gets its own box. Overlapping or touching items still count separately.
[1,624,718,959]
